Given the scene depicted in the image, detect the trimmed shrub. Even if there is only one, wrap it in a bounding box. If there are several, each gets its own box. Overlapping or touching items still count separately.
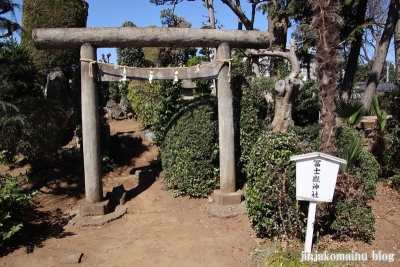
[336,127,378,200]
[151,81,183,146]
[161,95,218,197]
[245,130,306,238]
[319,126,378,242]
[330,201,375,242]
[381,118,400,178]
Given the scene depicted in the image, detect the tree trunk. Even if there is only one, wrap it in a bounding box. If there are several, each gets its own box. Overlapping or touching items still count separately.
[312,0,343,156]
[267,0,288,78]
[205,0,218,94]
[341,0,368,101]
[235,0,243,30]
[395,17,400,81]
[361,0,400,109]
[254,40,303,132]
[271,78,303,132]
[206,0,215,29]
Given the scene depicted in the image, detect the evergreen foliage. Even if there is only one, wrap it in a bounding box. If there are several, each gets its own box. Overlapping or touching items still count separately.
[0,39,65,170]
[336,127,378,200]
[293,79,319,126]
[230,52,272,169]
[108,21,146,102]
[318,126,378,242]
[0,173,33,246]
[21,0,88,82]
[151,80,182,146]
[0,0,20,45]
[116,21,145,68]
[245,130,306,238]
[157,9,196,67]
[381,118,400,181]
[161,95,218,198]
[127,80,159,127]
[236,76,272,166]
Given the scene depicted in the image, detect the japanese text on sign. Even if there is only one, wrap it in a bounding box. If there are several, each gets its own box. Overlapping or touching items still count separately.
[312,159,321,198]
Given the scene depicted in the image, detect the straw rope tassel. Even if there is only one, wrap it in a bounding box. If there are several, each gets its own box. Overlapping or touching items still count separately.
[80,58,98,77]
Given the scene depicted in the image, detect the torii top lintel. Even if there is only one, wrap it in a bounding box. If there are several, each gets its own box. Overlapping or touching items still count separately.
[32,27,270,50]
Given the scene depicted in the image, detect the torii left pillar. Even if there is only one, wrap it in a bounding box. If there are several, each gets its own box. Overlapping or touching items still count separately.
[78,43,110,216]
[213,43,243,205]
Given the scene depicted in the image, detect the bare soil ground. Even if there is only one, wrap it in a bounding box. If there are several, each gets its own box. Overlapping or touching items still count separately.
[0,120,257,267]
[0,119,400,266]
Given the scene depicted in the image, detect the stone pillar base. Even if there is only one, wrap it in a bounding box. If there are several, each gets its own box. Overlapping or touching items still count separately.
[79,199,110,216]
[213,190,244,205]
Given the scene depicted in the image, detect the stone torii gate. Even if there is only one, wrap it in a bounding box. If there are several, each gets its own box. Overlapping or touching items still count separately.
[33,27,270,214]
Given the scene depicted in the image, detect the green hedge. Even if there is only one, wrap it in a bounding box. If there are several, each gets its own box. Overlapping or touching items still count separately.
[327,126,378,242]
[245,126,377,242]
[161,95,218,197]
[245,131,306,238]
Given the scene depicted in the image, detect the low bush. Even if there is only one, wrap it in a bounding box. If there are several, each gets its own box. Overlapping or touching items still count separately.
[318,126,377,242]
[245,130,306,238]
[245,126,377,242]
[0,174,33,247]
[161,95,218,197]
[336,127,378,200]
[330,201,375,242]
[127,80,159,128]
[381,118,400,181]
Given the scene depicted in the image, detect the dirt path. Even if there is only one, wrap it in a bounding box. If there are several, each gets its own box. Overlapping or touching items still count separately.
[0,120,257,267]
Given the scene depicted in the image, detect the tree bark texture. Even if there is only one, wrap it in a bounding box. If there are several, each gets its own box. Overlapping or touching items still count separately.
[206,0,216,29]
[341,0,368,101]
[312,0,343,156]
[33,27,270,50]
[271,78,303,132]
[267,0,289,78]
[220,0,253,30]
[253,40,303,132]
[395,16,400,81]
[361,0,400,109]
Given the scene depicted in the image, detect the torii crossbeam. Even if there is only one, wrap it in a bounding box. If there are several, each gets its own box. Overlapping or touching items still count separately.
[33,27,270,214]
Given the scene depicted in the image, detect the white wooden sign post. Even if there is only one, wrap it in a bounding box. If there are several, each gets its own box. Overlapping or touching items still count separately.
[290,152,347,254]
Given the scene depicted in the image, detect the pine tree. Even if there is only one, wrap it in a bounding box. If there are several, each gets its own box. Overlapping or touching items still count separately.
[0,0,20,45]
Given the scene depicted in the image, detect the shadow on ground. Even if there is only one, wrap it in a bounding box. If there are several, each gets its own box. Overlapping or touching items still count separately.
[109,131,149,167]
[0,206,75,257]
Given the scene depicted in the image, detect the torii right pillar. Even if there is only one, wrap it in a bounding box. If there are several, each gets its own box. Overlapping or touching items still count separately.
[213,43,243,205]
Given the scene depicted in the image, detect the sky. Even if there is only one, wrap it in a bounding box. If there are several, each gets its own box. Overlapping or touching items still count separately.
[7,0,269,63]
[6,0,395,65]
